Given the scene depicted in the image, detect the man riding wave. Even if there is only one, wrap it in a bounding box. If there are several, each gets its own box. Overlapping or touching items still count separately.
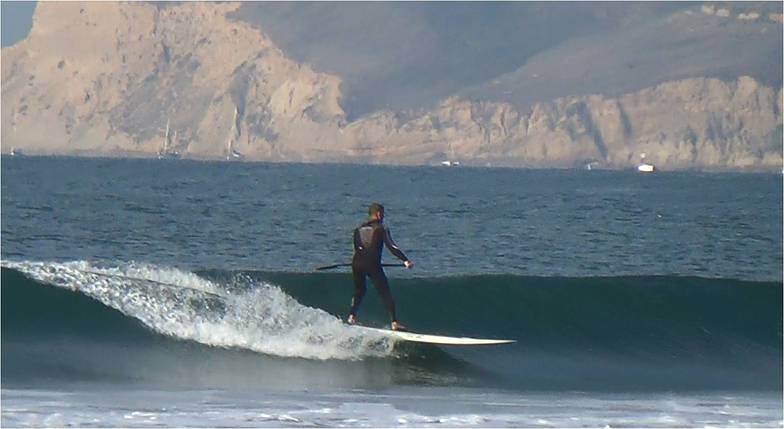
[347,203,413,331]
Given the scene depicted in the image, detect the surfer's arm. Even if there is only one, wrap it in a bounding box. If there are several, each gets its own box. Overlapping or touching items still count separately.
[353,228,364,251]
[383,227,410,262]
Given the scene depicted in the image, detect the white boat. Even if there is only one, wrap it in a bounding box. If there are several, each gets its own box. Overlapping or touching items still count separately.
[226,107,243,160]
[441,141,460,166]
[158,119,180,159]
[227,146,243,160]
[637,153,655,173]
[637,163,655,173]
[226,137,243,160]
[583,160,599,170]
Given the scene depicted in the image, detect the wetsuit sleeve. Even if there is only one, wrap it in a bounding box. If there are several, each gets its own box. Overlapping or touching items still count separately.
[383,227,409,262]
[353,228,363,251]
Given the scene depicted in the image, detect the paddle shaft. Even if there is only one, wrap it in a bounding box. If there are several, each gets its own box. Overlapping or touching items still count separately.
[315,263,405,271]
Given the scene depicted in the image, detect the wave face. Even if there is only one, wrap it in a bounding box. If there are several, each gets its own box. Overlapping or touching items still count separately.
[2,260,781,391]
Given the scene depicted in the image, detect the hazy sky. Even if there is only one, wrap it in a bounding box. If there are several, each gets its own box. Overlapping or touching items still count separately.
[1,1,35,47]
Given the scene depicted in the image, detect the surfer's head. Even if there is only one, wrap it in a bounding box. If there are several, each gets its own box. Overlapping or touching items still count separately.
[368,202,385,221]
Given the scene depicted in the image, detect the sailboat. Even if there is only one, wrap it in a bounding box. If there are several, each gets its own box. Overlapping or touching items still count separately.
[158,119,181,159]
[226,107,243,160]
[440,141,460,166]
[226,138,243,160]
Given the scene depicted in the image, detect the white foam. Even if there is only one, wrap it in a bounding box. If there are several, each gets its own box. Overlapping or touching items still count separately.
[2,260,395,360]
[3,388,782,428]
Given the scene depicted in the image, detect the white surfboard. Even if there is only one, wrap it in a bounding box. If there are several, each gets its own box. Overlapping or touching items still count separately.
[352,326,515,346]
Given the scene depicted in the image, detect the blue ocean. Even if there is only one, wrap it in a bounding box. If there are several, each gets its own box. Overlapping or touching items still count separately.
[2,156,782,427]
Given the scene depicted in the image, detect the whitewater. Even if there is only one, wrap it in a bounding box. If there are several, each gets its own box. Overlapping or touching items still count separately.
[2,260,393,361]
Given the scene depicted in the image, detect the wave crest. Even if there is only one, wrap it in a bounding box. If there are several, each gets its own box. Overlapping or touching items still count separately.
[1,260,394,360]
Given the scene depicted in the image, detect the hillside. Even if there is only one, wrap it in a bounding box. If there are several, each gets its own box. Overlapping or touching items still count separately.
[234,2,782,116]
[1,2,781,171]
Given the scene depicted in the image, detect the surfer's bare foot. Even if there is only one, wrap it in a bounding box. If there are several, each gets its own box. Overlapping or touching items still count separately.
[347,314,357,325]
[391,321,407,331]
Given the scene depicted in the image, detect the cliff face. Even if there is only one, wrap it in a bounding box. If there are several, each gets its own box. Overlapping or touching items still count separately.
[389,76,782,169]
[1,2,346,160]
[2,2,781,170]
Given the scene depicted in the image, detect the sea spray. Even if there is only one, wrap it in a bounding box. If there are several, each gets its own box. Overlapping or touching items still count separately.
[1,260,394,360]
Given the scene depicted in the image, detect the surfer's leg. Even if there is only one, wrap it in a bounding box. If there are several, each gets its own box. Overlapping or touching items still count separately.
[369,270,397,322]
[349,268,367,320]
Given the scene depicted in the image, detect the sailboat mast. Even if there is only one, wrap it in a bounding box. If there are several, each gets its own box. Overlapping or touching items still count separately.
[163,119,170,153]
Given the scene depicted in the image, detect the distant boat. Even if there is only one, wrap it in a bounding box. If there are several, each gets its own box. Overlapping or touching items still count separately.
[637,163,655,173]
[441,141,460,166]
[158,149,180,160]
[226,137,243,160]
[9,148,24,156]
[582,160,600,170]
[158,119,181,159]
[637,153,655,173]
[227,146,243,160]
[226,107,243,160]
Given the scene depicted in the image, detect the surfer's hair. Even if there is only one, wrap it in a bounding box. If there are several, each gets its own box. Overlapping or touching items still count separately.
[368,202,385,216]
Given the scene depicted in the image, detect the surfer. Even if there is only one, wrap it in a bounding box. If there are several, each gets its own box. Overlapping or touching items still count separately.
[348,202,413,331]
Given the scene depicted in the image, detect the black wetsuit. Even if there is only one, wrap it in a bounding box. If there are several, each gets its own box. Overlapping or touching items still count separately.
[349,219,409,322]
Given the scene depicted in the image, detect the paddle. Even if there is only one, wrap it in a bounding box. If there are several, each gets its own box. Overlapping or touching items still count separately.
[315,263,406,271]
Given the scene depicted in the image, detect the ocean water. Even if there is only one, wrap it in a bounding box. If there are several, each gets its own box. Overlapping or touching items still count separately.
[1,156,782,427]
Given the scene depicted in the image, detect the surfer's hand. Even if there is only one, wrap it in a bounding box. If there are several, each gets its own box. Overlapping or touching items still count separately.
[404,260,414,269]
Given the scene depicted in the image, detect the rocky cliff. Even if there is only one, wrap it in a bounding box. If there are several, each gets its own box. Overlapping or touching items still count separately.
[2,2,781,170]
